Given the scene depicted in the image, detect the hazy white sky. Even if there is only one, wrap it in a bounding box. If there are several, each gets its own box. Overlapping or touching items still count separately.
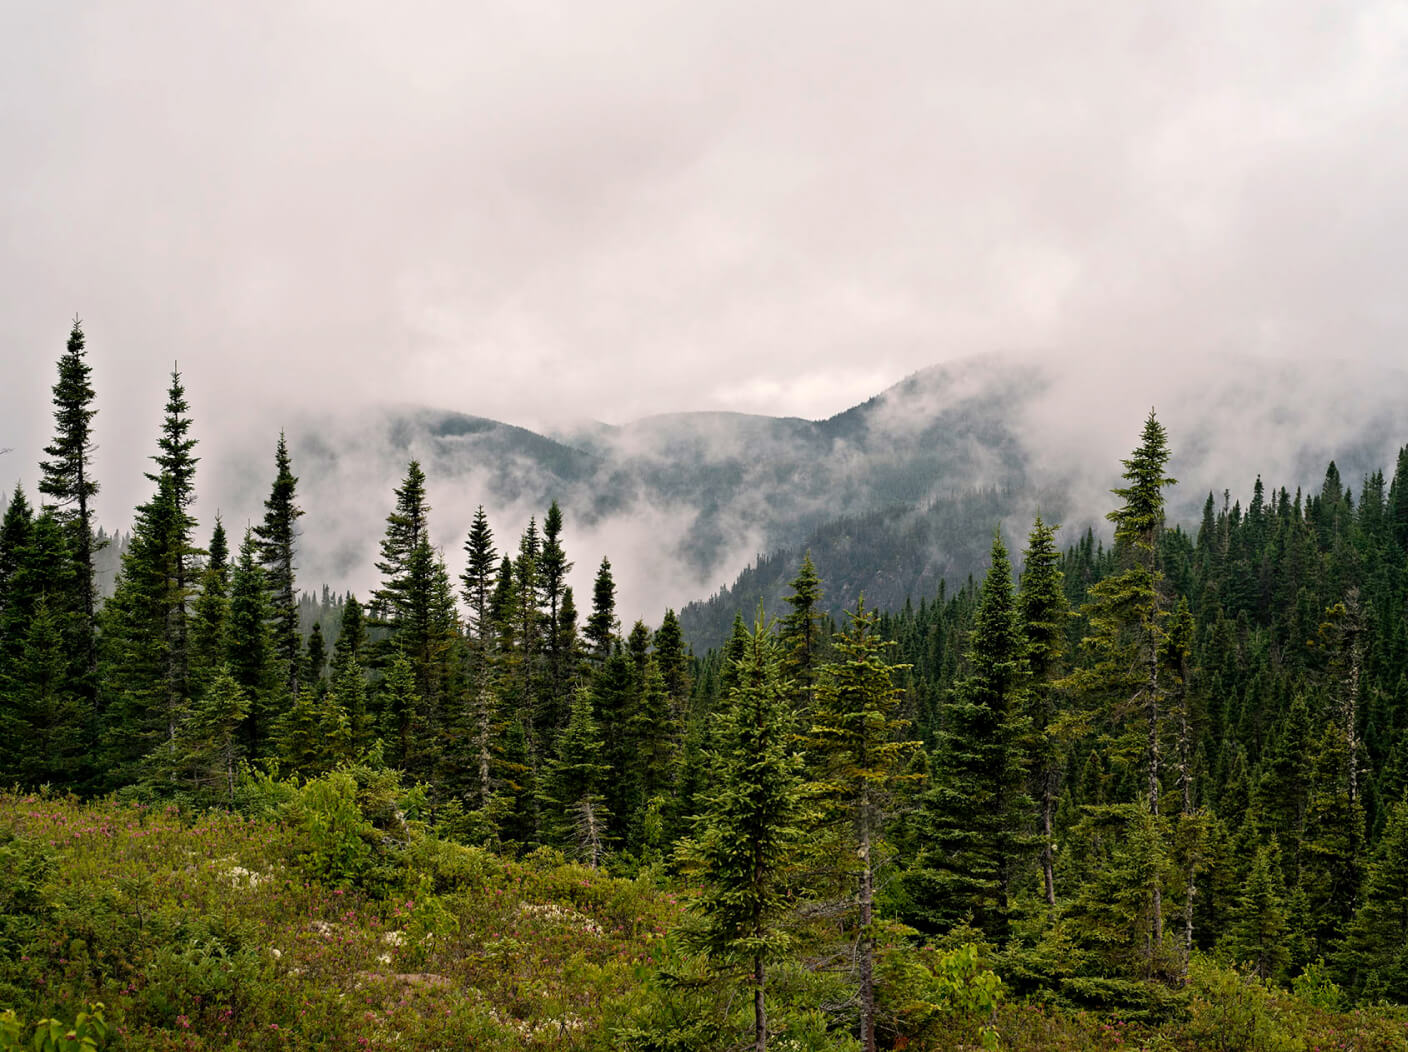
[4,1,1408,532]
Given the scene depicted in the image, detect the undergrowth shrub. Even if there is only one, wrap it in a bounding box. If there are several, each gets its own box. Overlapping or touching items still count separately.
[0,1003,111,1051]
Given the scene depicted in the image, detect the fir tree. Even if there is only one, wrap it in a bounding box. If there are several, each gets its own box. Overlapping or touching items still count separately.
[908,532,1033,942]
[809,600,921,1052]
[779,551,825,716]
[189,517,231,691]
[680,618,806,1052]
[147,367,200,719]
[1065,410,1176,968]
[538,689,612,867]
[585,557,618,663]
[157,665,249,805]
[539,501,575,737]
[1224,839,1290,982]
[37,317,100,694]
[0,513,87,788]
[226,529,281,759]
[654,608,692,719]
[254,433,303,694]
[1019,514,1068,910]
[1341,797,1408,1000]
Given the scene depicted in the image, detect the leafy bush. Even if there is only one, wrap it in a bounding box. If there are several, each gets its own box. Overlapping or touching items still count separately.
[0,1003,111,1051]
[1182,957,1305,1052]
[876,936,1004,1049]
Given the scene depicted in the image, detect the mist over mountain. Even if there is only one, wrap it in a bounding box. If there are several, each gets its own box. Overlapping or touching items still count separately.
[210,349,1408,641]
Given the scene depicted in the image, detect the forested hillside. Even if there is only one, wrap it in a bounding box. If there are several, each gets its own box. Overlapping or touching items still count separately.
[7,323,1408,1049]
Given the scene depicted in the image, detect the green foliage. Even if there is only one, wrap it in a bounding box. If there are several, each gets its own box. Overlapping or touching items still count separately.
[876,939,1003,1049]
[677,618,807,1050]
[0,1003,111,1052]
[1182,957,1306,1052]
[908,532,1034,941]
[253,433,303,694]
[538,689,612,867]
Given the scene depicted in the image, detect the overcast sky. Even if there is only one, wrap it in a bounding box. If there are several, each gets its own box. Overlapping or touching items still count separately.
[4,1,1408,533]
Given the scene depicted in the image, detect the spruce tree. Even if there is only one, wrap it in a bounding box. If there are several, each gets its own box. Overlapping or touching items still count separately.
[372,463,458,776]
[0,485,33,615]
[1224,839,1290,981]
[680,618,806,1052]
[779,551,824,716]
[331,594,367,672]
[0,512,86,787]
[1065,410,1176,969]
[585,557,618,663]
[371,460,429,633]
[538,688,612,867]
[539,501,574,736]
[809,600,921,1052]
[38,317,100,694]
[98,472,189,786]
[274,684,352,777]
[654,608,692,719]
[226,529,281,759]
[189,517,231,692]
[157,665,249,805]
[1341,797,1408,1000]
[304,622,327,690]
[908,532,1033,942]
[512,518,544,738]
[1019,514,1068,910]
[254,433,303,695]
[148,367,200,718]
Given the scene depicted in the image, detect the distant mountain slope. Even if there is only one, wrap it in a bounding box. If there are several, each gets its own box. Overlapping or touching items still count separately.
[678,487,1048,652]
[210,350,1408,628]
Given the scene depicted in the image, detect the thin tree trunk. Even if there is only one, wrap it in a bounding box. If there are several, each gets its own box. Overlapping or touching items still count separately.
[476,685,493,810]
[1042,767,1057,910]
[1147,629,1163,953]
[754,953,767,1052]
[1176,639,1195,983]
[859,803,876,1052]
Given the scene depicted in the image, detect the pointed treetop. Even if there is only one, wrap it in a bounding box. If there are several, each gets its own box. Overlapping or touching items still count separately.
[1108,408,1175,550]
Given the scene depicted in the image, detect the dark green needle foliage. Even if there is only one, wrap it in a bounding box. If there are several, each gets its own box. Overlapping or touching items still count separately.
[679,618,806,1052]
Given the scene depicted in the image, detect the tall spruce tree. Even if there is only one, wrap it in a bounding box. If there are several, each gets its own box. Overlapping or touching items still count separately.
[539,501,574,736]
[681,618,806,1052]
[654,608,691,719]
[809,600,921,1052]
[38,317,100,694]
[538,688,612,867]
[254,433,303,695]
[779,551,825,716]
[226,529,281,759]
[585,557,618,664]
[1341,797,1408,1000]
[460,505,498,664]
[372,462,458,778]
[0,510,87,787]
[907,532,1033,942]
[189,517,230,693]
[149,367,200,716]
[1066,409,1176,968]
[1019,514,1068,910]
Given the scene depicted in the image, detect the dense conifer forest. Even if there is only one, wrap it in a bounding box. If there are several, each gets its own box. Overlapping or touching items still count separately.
[7,322,1408,1049]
